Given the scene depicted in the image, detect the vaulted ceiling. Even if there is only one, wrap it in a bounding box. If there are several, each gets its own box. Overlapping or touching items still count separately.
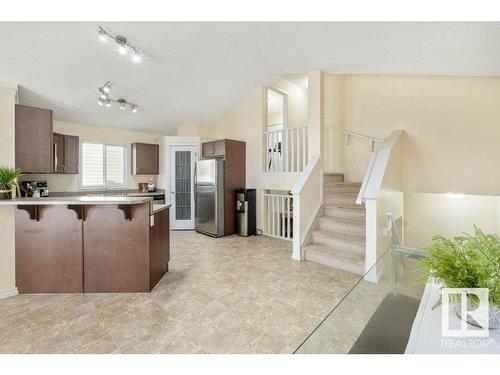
[1,22,499,134]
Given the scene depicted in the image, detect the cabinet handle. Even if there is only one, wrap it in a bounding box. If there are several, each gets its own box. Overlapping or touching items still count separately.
[54,143,58,171]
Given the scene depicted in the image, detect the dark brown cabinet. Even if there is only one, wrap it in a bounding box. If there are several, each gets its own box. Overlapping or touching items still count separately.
[149,208,170,290]
[53,133,79,174]
[63,135,79,174]
[16,202,170,294]
[201,139,227,158]
[52,133,65,173]
[15,104,79,174]
[131,142,159,175]
[16,205,84,293]
[15,104,53,173]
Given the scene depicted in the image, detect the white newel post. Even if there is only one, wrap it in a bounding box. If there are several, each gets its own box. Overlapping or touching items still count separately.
[291,194,301,261]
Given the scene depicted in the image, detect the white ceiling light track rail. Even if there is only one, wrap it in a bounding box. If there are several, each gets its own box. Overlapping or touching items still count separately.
[97,81,138,113]
[98,26,142,63]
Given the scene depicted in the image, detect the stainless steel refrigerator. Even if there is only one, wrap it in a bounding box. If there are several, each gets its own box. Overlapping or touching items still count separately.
[194,159,225,237]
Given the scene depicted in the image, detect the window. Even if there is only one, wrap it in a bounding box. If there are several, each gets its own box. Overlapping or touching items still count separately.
[80,141,127,188]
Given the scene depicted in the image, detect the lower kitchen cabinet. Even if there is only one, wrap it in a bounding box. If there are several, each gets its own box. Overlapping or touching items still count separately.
[14,202,170,294]
[149,208,170,290]
[16,205,84,293]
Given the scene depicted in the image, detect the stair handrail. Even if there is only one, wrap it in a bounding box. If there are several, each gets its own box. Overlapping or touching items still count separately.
[343,130,384,152]
[356,129,404,205]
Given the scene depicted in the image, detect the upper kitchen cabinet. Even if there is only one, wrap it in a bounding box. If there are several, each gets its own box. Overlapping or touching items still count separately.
[52,133,65,173]
[131,142,159,175]
[15,104,53,173]
[63,135,79,174]
[53,133,79,174]
[201,139,227,158]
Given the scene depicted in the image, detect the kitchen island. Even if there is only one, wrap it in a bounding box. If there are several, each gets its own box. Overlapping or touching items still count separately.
[0,196,170,294]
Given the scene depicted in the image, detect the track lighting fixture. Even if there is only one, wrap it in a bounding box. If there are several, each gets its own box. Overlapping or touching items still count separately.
[96,82,138,113]
[97,26,143,64]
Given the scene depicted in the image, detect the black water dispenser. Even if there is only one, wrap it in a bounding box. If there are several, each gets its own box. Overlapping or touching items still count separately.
[235,189,256,236]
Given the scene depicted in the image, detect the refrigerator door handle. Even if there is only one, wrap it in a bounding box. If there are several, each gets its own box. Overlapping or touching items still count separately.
[193,162,197,202]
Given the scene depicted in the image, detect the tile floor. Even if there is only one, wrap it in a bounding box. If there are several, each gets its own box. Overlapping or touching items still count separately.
[0,231,360,353]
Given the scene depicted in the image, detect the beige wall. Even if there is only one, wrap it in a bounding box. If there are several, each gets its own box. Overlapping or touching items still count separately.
[404,192,499,249]
[0,82,17,294]
[20,120,162,192]
[324,74,500,197]
[271,77,308,128]
[174,85,302,230]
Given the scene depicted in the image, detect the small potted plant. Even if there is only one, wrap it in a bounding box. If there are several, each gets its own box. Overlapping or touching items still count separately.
[418,226,500,329]
[0,167,22,200]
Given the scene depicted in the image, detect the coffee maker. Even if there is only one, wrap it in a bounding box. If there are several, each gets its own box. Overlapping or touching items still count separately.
[20,180,50,197]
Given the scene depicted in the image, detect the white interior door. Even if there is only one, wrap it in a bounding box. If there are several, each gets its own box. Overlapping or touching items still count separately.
[170,145,198,229]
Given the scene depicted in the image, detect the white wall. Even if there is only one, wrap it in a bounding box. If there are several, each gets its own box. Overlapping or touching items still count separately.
[0,81,17,296]
[404,192,500,249]
[324,74,500,197]
[20,120,162,192]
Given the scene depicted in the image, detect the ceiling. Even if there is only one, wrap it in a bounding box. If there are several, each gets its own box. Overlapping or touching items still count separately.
[1,22,500,135]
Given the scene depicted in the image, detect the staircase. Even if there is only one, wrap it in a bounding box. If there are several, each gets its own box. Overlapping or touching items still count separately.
[303,173,366,276]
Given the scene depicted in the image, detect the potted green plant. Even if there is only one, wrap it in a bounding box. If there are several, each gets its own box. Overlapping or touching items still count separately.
[418,226,500,329]
[0,167,22,200]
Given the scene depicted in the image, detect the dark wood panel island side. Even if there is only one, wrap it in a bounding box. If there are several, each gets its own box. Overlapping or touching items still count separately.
[10,197,170,294]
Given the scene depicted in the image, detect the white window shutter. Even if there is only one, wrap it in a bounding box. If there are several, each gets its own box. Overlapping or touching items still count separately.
[106,145,125,184]
[81,143,104,187]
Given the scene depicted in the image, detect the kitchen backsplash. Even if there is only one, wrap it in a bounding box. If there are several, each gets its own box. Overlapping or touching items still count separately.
[19,173,157,192]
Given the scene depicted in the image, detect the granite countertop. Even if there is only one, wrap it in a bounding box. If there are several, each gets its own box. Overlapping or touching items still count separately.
[0,196,154,205]
[49,189,165,197]
[151,203,170,214]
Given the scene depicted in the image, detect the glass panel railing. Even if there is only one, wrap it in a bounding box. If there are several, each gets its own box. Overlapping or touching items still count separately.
[295,245,426,354]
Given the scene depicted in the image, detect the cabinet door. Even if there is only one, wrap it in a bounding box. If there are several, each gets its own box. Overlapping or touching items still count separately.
[132,143,159,175]
[213,139,226,156]
[83,203,150,292]
[149,208,170,290]
[201,141,214,157]
[16,205,84,293]
[52,133,65,173]
[15,104,53,172]
[63,135,79,174]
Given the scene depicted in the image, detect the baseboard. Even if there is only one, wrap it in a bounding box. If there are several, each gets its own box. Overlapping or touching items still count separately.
[363,265,383,284]
[0,287,18,300]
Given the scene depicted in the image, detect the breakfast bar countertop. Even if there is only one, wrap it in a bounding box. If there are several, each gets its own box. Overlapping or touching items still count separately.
[0,196,154,205]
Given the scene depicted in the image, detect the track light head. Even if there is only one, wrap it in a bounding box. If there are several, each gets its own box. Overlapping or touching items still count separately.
[131,105,138,113]
[98,27,107,43]
[97,27,143,63]
[118,98,127,110]
[118,45,127,55]
[131,53,142,63]
[102,85,110,94]
[105,99,111,107]
[97,97,104,106]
